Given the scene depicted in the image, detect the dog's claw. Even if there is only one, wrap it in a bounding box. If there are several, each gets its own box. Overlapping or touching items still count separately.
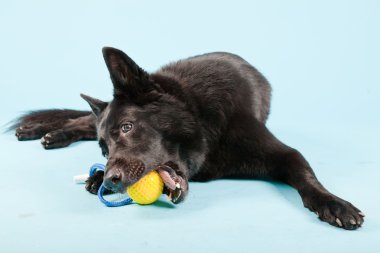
[168,187,182,204]
[336,218,343,227]
[41,137,50,144]
[358,212,365,217]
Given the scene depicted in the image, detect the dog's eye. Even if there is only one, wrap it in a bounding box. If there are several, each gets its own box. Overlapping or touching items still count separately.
[121,123,133,133]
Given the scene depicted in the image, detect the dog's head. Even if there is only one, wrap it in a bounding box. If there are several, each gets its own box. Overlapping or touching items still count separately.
[81,47,200,201]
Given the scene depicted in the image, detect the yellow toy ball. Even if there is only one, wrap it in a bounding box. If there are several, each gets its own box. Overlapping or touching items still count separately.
[127,170,164,205]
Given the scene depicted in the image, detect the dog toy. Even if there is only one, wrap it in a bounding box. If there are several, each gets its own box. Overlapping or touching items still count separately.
[74,163,164,207]
[127,170,164,205]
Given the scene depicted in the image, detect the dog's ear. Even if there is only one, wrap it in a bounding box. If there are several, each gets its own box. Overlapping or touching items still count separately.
[80,94,108,116]
[102,47,154,99]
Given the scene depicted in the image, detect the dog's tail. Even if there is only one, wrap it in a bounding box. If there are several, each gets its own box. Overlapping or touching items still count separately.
[6,109,92,140]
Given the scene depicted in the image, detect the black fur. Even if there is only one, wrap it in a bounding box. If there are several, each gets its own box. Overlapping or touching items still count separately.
[11,47,364,229]
[12,110,96,148]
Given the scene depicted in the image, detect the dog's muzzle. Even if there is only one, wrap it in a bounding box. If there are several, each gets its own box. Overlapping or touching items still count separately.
[103,158,145,193]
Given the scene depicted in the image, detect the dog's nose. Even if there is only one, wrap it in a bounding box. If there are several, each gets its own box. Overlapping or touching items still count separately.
[103,171,123,192]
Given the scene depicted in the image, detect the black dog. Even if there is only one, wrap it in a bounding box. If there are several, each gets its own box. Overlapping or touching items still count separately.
[13,47,364,229]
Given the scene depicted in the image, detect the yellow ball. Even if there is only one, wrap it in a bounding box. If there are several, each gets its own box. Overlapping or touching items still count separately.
[127,170,164,205]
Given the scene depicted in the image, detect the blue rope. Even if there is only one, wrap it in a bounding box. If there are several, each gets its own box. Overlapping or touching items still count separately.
[89,163,133,207]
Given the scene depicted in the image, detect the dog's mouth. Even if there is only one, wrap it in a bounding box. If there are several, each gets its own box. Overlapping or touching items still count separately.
[105,159,188,204]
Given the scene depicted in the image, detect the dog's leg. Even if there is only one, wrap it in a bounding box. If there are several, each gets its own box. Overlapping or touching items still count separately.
[267,148,364,230]
[219,118,364,230]
[40,114,97,149]
[250,123,364,230]
[12,110,96,148]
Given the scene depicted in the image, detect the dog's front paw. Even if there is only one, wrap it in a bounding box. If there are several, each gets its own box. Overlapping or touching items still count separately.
[305,194,364,230]
[163,176,188,204]
[157,162,189,204]
[85,170,105,194]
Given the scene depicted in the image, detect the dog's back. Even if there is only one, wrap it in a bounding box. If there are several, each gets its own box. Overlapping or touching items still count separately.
[157,52,272,124]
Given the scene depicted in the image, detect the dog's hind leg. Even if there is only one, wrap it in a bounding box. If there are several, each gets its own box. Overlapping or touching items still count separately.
[11,109,96,148]
[265,148,364,230]
[216,116,364,230]
[40,115,97,149]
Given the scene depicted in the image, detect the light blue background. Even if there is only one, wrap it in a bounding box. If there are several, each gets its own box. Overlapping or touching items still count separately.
[0,1,379,252]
